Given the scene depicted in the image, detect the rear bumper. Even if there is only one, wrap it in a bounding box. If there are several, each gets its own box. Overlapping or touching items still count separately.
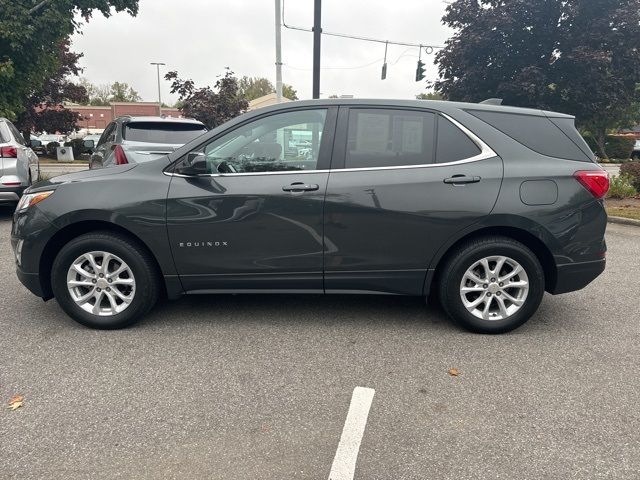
[0,186,24,205]
[548,258,606,294]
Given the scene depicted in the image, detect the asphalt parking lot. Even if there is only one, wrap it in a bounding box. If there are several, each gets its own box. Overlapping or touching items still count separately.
[1,206,638,480]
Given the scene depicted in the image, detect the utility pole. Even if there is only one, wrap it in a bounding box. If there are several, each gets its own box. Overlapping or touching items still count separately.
[150,62,166,112]
[275,0,283,102]
[312,0,322,99]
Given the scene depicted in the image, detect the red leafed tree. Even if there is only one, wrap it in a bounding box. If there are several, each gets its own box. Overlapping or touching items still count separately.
[15,39,88,139]
[165,68,248,129]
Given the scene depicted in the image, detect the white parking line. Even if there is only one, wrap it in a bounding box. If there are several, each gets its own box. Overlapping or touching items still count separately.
[328,386,376,480]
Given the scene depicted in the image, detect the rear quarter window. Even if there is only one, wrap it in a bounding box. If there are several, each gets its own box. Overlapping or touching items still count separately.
[123,122,207,145]
[467,109,593,162]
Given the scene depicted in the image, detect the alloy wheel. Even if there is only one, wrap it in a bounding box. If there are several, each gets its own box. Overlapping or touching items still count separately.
[66,251,136,316]
[459,255,529,321]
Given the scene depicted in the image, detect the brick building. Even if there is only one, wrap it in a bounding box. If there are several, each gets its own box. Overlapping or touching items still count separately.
[68,102,183,132]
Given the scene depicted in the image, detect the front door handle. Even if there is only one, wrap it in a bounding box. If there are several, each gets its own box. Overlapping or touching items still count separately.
[443,175,481,185]
[282,182,319,192]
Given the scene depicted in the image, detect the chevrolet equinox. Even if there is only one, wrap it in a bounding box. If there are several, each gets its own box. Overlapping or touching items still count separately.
[11,99,608,333]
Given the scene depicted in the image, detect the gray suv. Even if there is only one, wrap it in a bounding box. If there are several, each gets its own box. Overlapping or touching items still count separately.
[88,116,207,169]
[0,118,40,205]
[11,99,608,333]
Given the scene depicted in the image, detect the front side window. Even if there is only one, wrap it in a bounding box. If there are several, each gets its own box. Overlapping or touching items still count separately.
[345,109,436,168]
[184,109,328,174]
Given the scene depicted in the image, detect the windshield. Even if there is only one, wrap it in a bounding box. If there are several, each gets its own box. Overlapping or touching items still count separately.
[123,122,207,145]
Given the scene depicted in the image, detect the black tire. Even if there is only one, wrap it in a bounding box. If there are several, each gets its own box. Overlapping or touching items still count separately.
[437,236,545,334]
[51,231,160,329]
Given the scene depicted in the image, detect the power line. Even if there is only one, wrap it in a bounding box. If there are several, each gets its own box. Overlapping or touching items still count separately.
[281,0,444,52]
[283,49,419,71]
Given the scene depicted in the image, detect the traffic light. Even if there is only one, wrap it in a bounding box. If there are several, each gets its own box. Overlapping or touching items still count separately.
[415,60,426,82]
[381,62,387,80]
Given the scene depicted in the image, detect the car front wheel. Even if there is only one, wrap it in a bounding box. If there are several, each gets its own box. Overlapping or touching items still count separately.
[438,236,545,334]
[51,232,160,329]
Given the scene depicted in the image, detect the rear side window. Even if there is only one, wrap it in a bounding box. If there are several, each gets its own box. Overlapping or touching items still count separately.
[467,109,592,162]
[436,115,481,163]
[0,122,9,143]
[7,122,25,145]
[123,122,207,145]
[346,109,436,168]
[98,122,116,146]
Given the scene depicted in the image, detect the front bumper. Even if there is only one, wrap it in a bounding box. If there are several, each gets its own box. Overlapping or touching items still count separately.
[11,205,59,300]
[549,258,606,294]
[16,266,46,298]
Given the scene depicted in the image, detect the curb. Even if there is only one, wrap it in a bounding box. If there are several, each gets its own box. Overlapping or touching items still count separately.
[607,216,640,227]
[39,164,88,168]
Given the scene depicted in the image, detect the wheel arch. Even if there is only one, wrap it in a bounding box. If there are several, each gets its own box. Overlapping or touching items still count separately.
[425,222,558,296]
[38,220,169,300]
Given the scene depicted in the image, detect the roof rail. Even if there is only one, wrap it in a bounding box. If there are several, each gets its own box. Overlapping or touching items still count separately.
[479,98,503,105]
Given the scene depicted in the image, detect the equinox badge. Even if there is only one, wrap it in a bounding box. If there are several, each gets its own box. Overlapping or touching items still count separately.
[179,241,229,247]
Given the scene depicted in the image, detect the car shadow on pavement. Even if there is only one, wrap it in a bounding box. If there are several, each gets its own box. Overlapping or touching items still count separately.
[0,206,15,221]
[141,293,457,332]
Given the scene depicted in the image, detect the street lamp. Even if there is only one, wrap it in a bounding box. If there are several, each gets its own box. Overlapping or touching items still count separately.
[150,62,166,111]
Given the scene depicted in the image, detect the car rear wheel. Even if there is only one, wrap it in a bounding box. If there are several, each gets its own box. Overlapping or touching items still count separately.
[437,236,545,334]
[51,232,160,329]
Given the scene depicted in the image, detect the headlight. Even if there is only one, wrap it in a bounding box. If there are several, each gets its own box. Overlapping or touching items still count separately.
[16,191,55,212]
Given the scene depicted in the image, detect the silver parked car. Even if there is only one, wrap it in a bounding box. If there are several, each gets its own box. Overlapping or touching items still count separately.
[88,116,207,169]
[0,118,40,206]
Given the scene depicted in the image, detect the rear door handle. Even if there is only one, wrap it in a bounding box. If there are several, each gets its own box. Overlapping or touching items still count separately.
[443,175,481,185]
[282,182,319,192]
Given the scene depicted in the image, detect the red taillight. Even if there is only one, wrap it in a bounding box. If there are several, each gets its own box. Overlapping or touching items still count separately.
[0,146,18,158]
[574,170,609,199]
[113,145,129,165]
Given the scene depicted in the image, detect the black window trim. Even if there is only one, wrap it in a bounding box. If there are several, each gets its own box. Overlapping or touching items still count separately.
[164,105,339,177]
[330,106,497,172]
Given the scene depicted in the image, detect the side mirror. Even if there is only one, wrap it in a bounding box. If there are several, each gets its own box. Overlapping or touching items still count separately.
[30,139,42,148]
[83,139,95,149]
[175,152,208,176]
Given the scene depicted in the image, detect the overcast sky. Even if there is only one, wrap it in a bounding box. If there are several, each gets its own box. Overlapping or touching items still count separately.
[70,0,452,105]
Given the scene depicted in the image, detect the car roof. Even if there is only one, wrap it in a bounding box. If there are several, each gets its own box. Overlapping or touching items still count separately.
[115,115,205,125]
[248,98,574,119]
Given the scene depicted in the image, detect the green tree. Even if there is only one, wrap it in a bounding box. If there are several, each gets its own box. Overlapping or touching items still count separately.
[0,0,138,119]
[78,78,111,106]
[15,40,88,139]
[79,80,141,105]
[109,81,141,102]
[434,0,640,158]
[416,92,444,100]
[282,84,298,101]
[238,76,273,101]
[165,68,248,129]
[238,76,298,101]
